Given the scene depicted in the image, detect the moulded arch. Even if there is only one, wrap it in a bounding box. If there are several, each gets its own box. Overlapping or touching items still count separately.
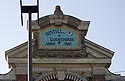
[34,72,87,81]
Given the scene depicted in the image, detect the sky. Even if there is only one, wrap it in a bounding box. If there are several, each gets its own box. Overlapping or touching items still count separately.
[0,0,125,76]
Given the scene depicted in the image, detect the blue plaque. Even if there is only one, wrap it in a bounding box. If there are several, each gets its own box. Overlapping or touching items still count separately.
[39,27,80,49]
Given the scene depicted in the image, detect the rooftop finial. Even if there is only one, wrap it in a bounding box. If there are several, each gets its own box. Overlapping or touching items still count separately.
[56,5,61,10]
[54,5,63,16]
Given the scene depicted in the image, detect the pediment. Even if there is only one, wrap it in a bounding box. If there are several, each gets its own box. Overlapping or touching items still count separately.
[85,39,114,59]
[5,42,28,58]
[5,39,114,59]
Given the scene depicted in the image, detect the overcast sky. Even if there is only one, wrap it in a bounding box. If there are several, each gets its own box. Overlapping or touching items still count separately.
[0,0,125,76]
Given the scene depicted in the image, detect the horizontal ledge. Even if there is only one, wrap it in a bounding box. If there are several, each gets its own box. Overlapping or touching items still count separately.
[8,58,111,64]
[33,58,111,64]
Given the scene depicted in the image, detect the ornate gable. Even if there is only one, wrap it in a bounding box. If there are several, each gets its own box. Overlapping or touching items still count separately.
[4,5,117,81]
[31,6,90,58]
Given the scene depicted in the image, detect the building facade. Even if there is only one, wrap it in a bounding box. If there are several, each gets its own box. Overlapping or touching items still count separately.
[0,6,125,81]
